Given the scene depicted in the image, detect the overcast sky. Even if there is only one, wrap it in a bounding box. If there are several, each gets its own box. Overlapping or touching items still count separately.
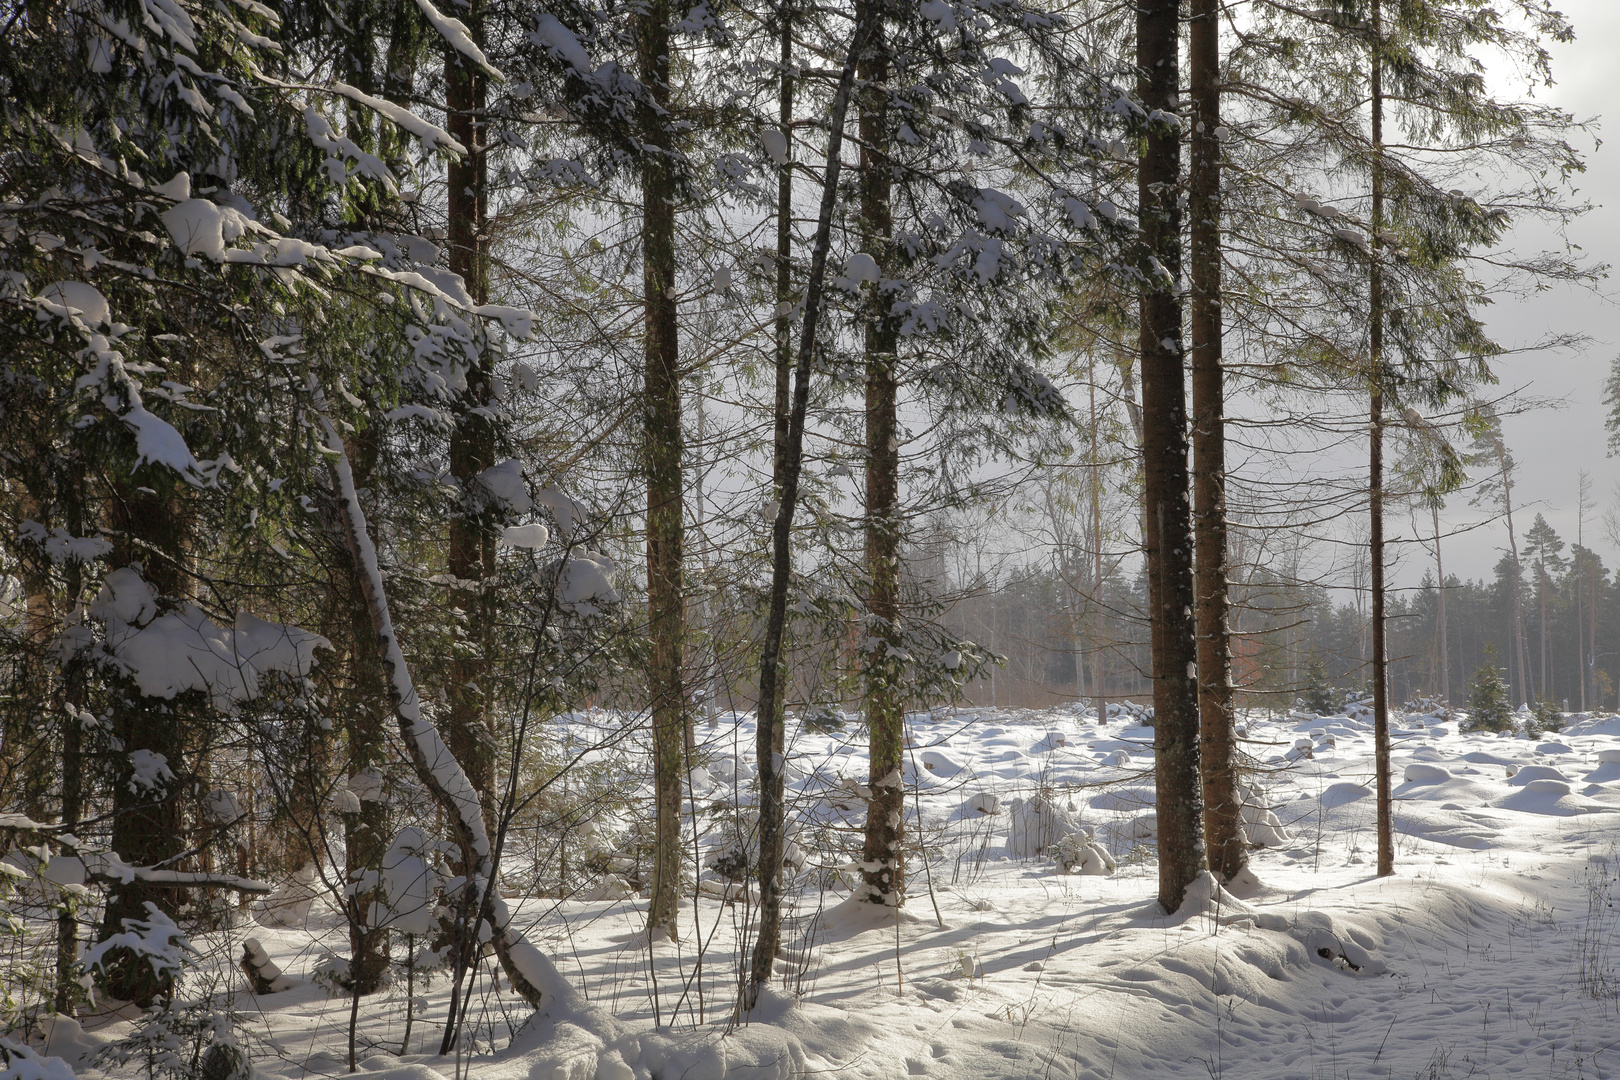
[1409,0,1620,586]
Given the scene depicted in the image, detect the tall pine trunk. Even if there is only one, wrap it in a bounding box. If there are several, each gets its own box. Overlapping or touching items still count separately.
[98,489,188,1005]
[858,6,905,909]
[338,1,419,998]
[638,0,687,941]
[1137,0,1205,914]
[1189,0,1244,885]
[444,0,495,832]
[1501,458,1530,706]
[55,493,87,1012]
[1090,361,1108,722]
[1369,0,1393,877]
[1433,504,1449,703]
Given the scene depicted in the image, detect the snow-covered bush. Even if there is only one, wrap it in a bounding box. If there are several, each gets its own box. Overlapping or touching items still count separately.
[1527,699,1565,739]
[1007,796,1082,858]
[1050,831,1117,876]
[1464,656,1514,732]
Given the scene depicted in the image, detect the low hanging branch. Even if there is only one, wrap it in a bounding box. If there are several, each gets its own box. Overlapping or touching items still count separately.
[318,416,577,1029]
[0,815,274,894]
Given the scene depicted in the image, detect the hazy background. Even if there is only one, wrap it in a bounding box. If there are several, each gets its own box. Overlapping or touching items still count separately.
[1419,0,1620,585]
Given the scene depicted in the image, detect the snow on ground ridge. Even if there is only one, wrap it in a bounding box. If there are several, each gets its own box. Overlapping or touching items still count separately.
[24,703,1620,1080]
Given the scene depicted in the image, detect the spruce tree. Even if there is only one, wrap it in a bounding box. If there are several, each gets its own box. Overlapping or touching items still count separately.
[1465,647,1513,733]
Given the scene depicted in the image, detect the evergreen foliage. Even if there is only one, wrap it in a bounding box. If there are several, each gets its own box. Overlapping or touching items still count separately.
[1464,649,1514,733]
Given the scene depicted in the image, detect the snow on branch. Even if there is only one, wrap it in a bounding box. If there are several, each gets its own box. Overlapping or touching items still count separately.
[412,0,503,80]
[316,411,575,1014]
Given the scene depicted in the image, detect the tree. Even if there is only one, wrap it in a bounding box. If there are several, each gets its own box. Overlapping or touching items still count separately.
[1137,0,1205,913]
[1464,647,1513,732]
[636,0,689,946]
[1523,513,1566,706]
[1188,0,1244,885]
[1577,471,1595,710]
[855,0,905,910]
[748,0,872,1007]
[1470,407,1532,706]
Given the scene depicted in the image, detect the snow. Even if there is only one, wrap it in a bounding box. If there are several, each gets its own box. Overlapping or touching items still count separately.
[95,578,329,712]
[20,703,1620,1078]
[18,522,113,564]
[530,14,590,74]
[0,1040,78,1080]
[159,198,253,261]
[118,399,209,481]
[548,551,619,614]
[331,82,462,154]
[841,253,880,284]
[375,828,440,936]
[414,0,499,77]
[36,281,110,326]
[477,458,533,513]
[919,0,956,30]
[125,749,174,793]
[533,489,588,539]
[759,128,789,165]
[499,523,550,549]
[81,902,197,988]
[970,188,1025,234]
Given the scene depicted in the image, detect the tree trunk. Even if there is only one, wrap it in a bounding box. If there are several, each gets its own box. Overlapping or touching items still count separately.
[1433,504,1449,703]
[440,3,500,1019]
[341,431,390,994]
[98,489,188,1005]
[1370,0,1393,878]
[746,7,871,1009]
[1540,566,1549,704]
[1137,0,1205,914]
[749,0,797,1006]
[1090,364,1108,722]
[1500,454,1529,706]
[55,501,87,1013]
[858,7,905,909]
[1189,0,1244,885]
[638,0,687,942]
[319,423,556,1041]
[444,0,495,837]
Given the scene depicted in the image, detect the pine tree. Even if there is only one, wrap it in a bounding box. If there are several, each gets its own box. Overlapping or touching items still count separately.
[1188,0,1244,886]
[1137,0,1206,913]
[1523,513,1566,705]
[1465,648,1513,733]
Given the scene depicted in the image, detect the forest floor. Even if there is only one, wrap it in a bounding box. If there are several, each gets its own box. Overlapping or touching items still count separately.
[26,704,1620,1080]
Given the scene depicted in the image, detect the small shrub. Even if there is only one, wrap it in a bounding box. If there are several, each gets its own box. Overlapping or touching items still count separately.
[1298,652,1336,715]
[1463,649,1513,733]
[1526,699,1565,738]
[802,706,846,733]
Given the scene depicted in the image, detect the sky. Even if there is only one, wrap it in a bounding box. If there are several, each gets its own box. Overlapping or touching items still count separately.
[1415,0,1620,586]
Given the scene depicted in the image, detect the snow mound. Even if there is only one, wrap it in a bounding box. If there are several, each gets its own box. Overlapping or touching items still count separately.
[1403,763,1452,784]
[1492,780,1596,816]
[1170,870,1255,923]
[1508,764,1570,786]
[1318,782,1371,809]
[612,1026,807,1080]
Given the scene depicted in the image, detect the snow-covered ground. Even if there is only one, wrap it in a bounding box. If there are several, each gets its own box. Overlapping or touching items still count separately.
[24,705,1620,1079]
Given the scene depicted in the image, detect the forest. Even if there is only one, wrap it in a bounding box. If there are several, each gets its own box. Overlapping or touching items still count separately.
[2,0,1618,1077]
